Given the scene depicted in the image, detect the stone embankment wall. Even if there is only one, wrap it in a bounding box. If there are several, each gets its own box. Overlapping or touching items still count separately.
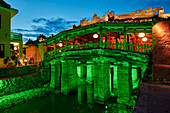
[0,65,39,78]
[0,66,51,111]
[0,73,50,96]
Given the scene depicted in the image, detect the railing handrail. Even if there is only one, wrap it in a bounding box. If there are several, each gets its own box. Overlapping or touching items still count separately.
[45,41,152,58]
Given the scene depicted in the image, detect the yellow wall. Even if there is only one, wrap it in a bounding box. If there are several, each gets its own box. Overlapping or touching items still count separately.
[0,8,11,67]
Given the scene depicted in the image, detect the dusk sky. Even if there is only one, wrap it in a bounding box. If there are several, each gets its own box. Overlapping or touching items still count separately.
[5,0,170,44]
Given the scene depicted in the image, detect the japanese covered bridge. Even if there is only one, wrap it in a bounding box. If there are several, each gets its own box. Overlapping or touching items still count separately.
[41,7,170,104]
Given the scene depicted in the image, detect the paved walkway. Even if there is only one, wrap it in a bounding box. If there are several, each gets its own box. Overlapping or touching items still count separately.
[133,83,170,113]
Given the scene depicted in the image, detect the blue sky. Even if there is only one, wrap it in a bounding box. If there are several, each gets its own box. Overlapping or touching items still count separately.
[5,0,170,44]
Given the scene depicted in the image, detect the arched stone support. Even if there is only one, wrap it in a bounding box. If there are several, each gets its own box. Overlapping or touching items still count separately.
[132,66,138,89]
[50,60,57,89]
[117,61,132,103]
[77,61,87,79]
[87,85,93,104]
[112,65,118,96]
[86,61,94,84]
[94,58,110,104]
[61,60,78,95]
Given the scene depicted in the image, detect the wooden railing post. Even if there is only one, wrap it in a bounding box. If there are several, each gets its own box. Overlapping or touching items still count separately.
[104,33,107,48]
[123,26,127,50]
[65,34,68,51]
[54,40,57,54]
[99,27,103,48]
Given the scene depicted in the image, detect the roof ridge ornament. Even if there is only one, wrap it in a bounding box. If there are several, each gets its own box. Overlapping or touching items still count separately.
[74,7,169,28]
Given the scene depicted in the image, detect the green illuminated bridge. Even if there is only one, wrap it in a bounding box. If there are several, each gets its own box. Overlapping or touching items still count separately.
[42,19,163,104]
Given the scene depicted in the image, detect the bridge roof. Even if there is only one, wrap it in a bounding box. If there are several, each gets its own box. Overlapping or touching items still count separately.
[45,18,168,45]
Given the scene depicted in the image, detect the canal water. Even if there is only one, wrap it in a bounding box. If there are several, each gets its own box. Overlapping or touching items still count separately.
[3,85,135,113]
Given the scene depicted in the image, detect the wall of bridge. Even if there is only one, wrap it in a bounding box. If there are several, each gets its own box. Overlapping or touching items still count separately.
[42,53,148,104]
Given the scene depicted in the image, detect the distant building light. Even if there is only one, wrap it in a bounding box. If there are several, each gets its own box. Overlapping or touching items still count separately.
[93,34,98,38]
[14,47,17,50]
[105,16,109,21]
[142,37,147,41]
[59,43,63,47]
[10,42,19,46]
[138,33,145,37]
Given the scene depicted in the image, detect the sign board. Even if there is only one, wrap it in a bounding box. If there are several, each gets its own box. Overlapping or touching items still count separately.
[10,33,22,40]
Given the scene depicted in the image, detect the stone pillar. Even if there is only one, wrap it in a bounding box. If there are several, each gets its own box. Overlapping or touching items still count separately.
[55,61,61,89]
[94,59,110,104]
[49,60,61,89]
[117,61,132,103]
[112,65,118,95]
[132,66,138,89]
[61,60,77,95]
[86,61,94,84]
[87,85,93,104]
[61,60,68,95]
[77,61,86,79]
[50,60,56,89]
[78,87,82,104]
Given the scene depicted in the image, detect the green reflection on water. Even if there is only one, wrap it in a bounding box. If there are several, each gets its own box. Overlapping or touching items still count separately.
[3,85,135,113]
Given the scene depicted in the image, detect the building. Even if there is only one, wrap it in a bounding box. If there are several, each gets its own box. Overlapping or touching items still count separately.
[42,7,170,104]
[0,0,23,67]
[25,35,48,64]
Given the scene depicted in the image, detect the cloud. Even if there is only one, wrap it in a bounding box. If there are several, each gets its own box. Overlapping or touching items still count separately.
[13,28,31,32]
[23,34,39,37]
[32,18,47,23]
[12,17,79,44]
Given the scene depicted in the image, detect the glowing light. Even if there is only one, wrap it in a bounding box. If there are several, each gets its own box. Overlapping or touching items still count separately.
[10,42,19,46]
[93,34,98,38]
[105,16,108,21]
[14,47,17,50]
[142,37,147,41]
[138,33,145,37]
[59,43,63,47]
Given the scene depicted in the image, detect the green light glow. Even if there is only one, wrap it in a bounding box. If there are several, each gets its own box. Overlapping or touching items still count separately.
[42,21,151,110]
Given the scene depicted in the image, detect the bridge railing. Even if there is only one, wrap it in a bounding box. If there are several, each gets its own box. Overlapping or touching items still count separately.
[68,42,100,50]
[127,43,152,53]
[103,42,124,50]
[45,42,152,57]
[103,42,152,53]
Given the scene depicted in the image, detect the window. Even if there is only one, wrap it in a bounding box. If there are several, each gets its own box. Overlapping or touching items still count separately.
[0,44,5,58]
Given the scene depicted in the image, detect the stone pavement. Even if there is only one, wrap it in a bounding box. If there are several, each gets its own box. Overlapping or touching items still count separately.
[133,83,170,113]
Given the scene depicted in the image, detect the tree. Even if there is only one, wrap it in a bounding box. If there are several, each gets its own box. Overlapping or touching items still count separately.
[27,38,33,42]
